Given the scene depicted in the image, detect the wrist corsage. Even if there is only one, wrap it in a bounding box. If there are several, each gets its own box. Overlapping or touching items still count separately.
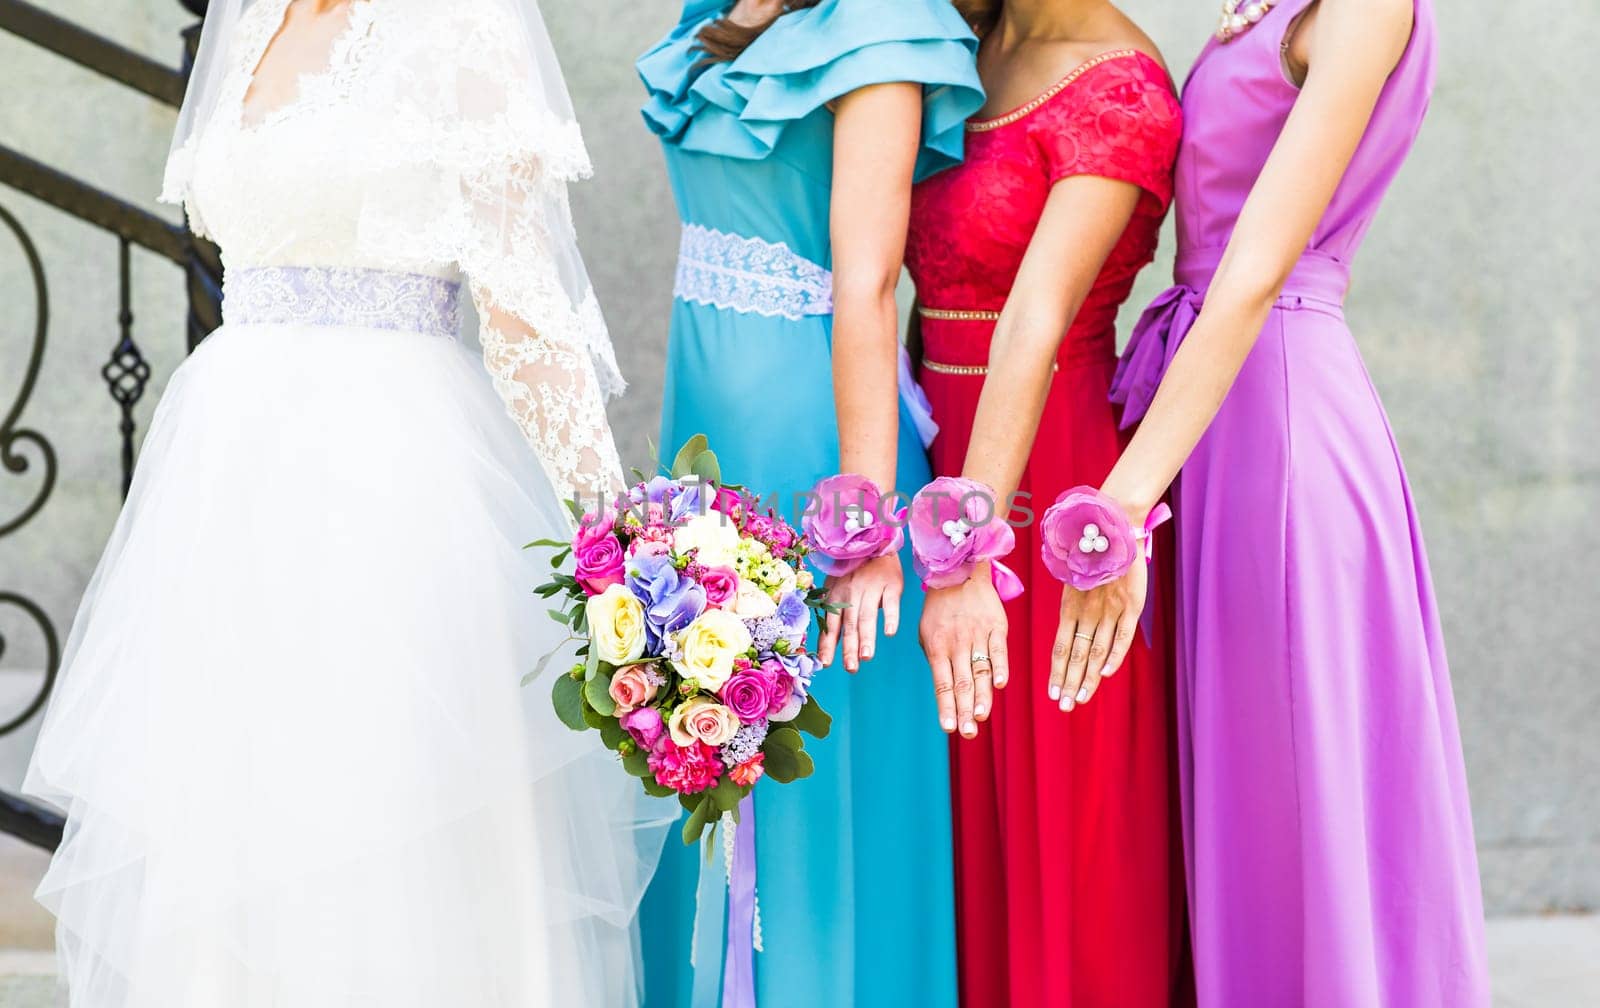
[908,477,1024,600]
[1040,486,1171,590]
[801,474,905,576]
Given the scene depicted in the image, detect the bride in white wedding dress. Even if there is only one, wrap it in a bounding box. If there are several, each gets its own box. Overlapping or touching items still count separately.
[22,0,670,1004]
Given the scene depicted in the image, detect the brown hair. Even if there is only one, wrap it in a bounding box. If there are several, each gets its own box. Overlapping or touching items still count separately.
[696,1,1000,63]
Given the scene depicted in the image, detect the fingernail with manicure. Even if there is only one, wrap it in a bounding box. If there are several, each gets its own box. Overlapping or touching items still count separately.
[1076,687,1090,703]
[975,703,989,718]
[1048,684,1061,701]
[961,721,977,737]
[941,717,956,732]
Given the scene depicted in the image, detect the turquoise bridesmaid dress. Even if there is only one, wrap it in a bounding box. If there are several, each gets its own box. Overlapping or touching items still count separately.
[635,3,983,1006]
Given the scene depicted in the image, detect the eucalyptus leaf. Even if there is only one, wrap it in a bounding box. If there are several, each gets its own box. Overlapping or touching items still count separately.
[622,747,653,778]
[708,775,744,814]
[690,450,721,486]
[790,696,833,739]
[682,794,715,846]
[765,726,804,753]
[550,673,587,732]
[599,718,627,750]
[584,673,617,716]
[761,743,800,784]
[521,646,563,688]
[670,434,709,478]
[643,778,676,798]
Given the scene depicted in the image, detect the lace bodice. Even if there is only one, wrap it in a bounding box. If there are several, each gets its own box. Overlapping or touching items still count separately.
[907,51,1181,322]
[164,0,626,512]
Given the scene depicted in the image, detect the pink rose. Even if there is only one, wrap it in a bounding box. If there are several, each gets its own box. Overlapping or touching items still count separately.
[699,566,739,609]
[668,698,741,747]
[574,512,626,596]
[647,739,722,795]
[711,486,745,519]
[621,707,664,750]
[729,754,765,788]
[757,659,795,715]
[720,668,774,724]
[608,664,660,715]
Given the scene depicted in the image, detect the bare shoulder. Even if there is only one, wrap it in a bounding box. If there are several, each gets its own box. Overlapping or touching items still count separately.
[1313,0,1414,43]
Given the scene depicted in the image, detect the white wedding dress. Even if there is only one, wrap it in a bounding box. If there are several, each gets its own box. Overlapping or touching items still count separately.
[23,1,668,1005]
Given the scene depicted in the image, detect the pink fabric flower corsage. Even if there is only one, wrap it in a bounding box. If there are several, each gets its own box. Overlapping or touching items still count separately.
[908,477,1023,600]
[801,474,905,576]
[1040,486,1171,590]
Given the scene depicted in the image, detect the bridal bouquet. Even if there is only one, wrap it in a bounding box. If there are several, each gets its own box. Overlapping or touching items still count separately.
[529,436,833,845]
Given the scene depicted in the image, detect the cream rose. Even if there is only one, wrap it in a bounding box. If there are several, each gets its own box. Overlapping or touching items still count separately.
[674,513,742,568]
[668,697,741,748]
[672,608,754,691]
[731,577,778,619]
[586,584,647,665]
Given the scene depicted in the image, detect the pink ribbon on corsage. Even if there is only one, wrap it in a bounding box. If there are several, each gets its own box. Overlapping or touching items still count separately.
[908,477,1024,602]
[1040,486,1169,590]
[801,474,905,577]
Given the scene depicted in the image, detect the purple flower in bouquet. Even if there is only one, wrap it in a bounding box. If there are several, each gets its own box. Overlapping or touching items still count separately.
[621,706,665,749]
[802,474,903,576]
[670,482,710,524]
[699,566,739,609]
[1039,487,1140,590]
[632,476,678,506]
[720,721,768,767]
[774,590,810,638]
[648,738,722,795]
[908,477,1016,590]
[627,553,706,645]
[774,650,818,701]
[573,511,625,596]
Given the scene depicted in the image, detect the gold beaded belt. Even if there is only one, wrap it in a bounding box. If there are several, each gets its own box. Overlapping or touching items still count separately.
[918,306,1001,322]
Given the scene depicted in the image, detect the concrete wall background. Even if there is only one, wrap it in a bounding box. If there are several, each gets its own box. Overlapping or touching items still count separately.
[0,0,1594,916]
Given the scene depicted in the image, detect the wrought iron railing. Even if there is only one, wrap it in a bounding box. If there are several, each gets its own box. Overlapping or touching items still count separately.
[0,0,216,849]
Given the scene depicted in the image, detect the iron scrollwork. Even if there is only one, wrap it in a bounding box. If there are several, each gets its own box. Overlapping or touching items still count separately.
[0,203,61,737]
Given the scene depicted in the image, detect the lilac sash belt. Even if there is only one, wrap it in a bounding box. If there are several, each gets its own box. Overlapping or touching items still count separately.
[1110,246,1351,429]
[224,266,463,340]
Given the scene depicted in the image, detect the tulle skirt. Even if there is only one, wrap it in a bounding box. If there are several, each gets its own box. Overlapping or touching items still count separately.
[24,320,670,1007]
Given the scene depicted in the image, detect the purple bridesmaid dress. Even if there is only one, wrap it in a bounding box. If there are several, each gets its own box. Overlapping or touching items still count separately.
[1112,0,1492,1004]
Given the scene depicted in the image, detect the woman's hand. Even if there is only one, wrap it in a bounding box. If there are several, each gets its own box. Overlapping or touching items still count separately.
[816,553,903,673]
[919,565,1010,739]
[1051,559,1146,712]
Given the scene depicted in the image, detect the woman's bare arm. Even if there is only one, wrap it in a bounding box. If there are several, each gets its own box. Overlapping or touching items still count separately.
[1100,0,1414,519]
[815,81,923,672]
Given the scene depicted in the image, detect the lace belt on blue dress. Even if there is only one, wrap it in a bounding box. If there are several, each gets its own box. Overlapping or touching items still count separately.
[223,266,463,340]
[673,224,833,321]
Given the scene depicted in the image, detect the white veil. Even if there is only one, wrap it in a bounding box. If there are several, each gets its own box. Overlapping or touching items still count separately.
[159,0,627,499]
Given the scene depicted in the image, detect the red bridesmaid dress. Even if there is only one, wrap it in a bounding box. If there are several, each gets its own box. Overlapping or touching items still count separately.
[905,50,1189,1008]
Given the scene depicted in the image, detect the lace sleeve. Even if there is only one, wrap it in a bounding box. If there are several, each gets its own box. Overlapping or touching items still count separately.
[443,8,627,516]
[462,182,626,513]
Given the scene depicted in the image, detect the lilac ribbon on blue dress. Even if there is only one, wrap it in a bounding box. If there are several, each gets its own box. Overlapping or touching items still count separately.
[721,795,759,1008]
[690,796,761,1008]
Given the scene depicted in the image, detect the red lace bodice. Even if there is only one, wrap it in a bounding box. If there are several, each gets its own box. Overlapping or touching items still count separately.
[906,49,1181,350]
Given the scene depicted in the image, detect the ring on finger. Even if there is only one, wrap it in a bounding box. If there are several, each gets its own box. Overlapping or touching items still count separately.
[1074,632,1093,642]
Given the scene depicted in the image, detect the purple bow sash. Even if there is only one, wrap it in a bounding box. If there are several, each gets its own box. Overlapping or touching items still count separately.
[1110,247,1352,430]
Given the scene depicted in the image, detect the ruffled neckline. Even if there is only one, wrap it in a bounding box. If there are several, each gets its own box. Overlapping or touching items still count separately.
[637,0,984,178]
